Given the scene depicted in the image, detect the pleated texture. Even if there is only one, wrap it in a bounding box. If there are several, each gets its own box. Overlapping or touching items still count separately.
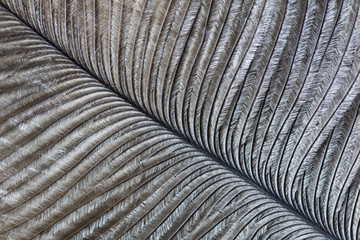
[0,6,331,240]
[0,0,359,239]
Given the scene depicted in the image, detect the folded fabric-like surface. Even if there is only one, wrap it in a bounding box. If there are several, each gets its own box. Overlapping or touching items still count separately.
[0,0,359,239]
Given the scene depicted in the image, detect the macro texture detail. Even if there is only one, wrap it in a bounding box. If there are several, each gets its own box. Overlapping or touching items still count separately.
[0,0,359,239]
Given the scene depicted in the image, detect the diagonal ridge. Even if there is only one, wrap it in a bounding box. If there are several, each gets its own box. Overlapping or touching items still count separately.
[1,0,360,239]
[0,6,332,239]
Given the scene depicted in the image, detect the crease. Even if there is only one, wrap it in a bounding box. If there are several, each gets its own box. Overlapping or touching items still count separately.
[0,3,337,239]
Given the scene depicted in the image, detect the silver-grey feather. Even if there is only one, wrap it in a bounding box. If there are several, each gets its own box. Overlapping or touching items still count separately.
[0,0,359,239]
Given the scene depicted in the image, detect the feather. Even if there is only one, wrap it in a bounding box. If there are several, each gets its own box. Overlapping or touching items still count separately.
[1,0,360,239]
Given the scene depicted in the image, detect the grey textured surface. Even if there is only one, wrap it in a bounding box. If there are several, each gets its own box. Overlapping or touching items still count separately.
[0,0,359,239]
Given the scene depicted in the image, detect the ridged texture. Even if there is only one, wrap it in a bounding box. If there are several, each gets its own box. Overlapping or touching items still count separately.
[0,0,359,239]
[0,6,329,240]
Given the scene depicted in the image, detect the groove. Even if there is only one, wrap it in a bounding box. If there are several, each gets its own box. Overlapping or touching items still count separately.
[0,3,339,239]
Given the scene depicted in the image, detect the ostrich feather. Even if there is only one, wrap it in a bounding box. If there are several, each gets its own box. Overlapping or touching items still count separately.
[0,0,360,239]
